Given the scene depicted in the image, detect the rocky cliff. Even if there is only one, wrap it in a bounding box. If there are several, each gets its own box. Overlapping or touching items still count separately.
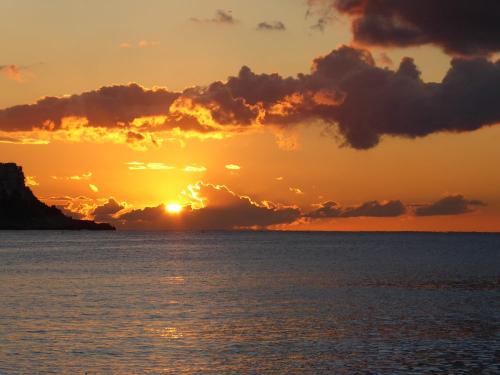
[0,163,114,230]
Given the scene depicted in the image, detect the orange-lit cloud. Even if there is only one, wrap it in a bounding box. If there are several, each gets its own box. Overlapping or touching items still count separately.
[225,164,241,170]
[47,180,487,229]
[51,172,92,181]
[25,176,39,186]
[54,195,130,222]
[0,135,49,145]
[138,40,160,48]
[46,195,103,220]
[274,129,301,151]
[106,183,487,229]
[120,40,160,49]
[0,65,25,82]
[113,182,301,230]
[147,162,174,170]
[0,117,175,151]
[126,161,147,170]
[89,184,99,193]
[1,47,499,150]
[126,162,174,171]
[183,165,207,173]
[289,187,304,195]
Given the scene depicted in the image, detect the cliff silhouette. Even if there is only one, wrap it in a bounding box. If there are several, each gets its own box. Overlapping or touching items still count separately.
[0,163,114,230]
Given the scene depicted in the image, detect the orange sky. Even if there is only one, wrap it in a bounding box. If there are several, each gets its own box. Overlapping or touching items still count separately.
[1,0,499,231]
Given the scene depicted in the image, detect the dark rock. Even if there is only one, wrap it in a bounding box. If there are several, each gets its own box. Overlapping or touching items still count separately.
[0,163,115,230]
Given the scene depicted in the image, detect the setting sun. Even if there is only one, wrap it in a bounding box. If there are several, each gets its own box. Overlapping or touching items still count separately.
[165,202,183,214]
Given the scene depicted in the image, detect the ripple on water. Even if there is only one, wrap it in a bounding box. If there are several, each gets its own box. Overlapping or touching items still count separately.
[0,231,499,374]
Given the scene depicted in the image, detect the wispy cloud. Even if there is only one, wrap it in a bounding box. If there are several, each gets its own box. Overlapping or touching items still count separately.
[126,162,174,171]
[305,0,336,32]
[190,10,237,25]
[0,136,49,145]
[146,162,174,170]
[138,40,160,48]
[289,187,304,195]
[183,165,207,173]
[120,40,160,49]
[257,21,286,31]
[225,164,241,170]
[0,65,26,82]
[51,172,92,181]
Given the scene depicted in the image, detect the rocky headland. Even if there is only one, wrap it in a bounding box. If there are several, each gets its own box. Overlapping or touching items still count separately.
[0,163,114,230]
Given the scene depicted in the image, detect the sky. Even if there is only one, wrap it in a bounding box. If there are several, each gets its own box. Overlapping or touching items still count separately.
[1,0,500,231]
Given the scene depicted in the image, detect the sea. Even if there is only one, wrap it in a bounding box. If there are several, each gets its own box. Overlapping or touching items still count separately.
[0,231,499,374]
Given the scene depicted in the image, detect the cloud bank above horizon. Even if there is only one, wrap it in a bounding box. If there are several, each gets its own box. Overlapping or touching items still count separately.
[52,180,486,230]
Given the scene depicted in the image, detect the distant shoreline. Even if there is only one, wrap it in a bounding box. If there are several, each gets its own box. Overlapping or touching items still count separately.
[1,229,498,234]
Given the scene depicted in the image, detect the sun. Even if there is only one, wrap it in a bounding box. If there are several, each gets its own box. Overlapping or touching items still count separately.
[165,202,183,214]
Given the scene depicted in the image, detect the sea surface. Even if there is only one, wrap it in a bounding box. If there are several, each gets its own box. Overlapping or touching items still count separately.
[0,231,499,374]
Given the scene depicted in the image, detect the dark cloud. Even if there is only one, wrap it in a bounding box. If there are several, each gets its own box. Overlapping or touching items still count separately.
[224,65,301,107]
[307,199,406,218]
[126,131,145,143]
[190,10,237,25]
[306,194,486,219]
[414,195,486,216]
[306,0,337,32]
[114,183,300,230]
[1,46,499,149]
[0,84,179,132]
[175,82,260,126]
[92,198,125,223]
[212,10,236,24]
[257,21,286,31]
[260,46,500,149]
[308,0,500,56]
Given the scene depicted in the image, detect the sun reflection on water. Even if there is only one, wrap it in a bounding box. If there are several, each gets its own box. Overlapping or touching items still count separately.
[150,327,183,339]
